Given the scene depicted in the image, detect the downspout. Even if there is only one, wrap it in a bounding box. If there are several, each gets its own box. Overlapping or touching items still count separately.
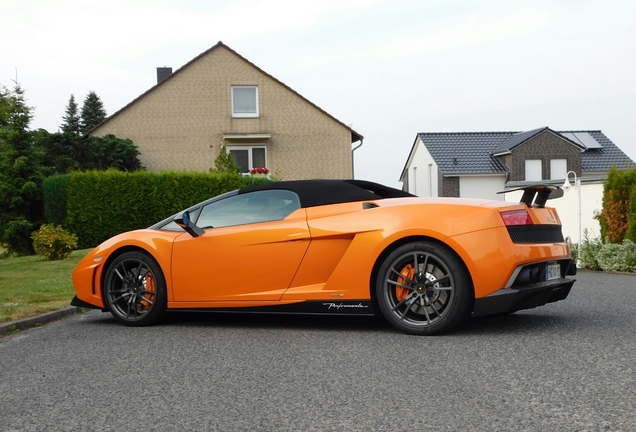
[351,138,364,179]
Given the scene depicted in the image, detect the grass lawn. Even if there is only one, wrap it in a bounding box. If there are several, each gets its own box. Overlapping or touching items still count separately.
[0,249,91,323]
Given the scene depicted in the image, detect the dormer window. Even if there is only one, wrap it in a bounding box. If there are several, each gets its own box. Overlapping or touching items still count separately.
[232,86,258,118]
[525,159,542,181]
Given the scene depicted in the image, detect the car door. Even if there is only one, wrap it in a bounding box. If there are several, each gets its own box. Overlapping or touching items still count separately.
[171,190,310,302]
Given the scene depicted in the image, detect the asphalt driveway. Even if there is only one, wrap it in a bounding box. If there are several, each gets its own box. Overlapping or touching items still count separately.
[0,271,634,431]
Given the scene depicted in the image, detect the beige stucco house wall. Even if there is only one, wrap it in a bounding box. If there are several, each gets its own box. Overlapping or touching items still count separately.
[89,42,362,180]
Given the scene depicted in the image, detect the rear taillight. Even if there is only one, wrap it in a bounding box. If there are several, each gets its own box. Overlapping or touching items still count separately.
[500,209,534,226]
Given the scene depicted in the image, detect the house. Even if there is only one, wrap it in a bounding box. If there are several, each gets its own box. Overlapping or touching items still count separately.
[88,42,363,180]
[400,127,635,243]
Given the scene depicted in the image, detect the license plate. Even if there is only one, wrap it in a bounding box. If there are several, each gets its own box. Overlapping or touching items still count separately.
[546,263,561,281]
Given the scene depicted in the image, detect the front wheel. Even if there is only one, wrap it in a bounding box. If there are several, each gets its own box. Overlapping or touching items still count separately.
[375,241,473,335]
[103,251,167,326]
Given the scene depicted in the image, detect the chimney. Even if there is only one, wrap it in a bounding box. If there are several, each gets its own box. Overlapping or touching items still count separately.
[156,67,172,83]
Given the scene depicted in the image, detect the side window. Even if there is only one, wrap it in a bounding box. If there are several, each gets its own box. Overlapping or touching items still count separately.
[196,190,300,229]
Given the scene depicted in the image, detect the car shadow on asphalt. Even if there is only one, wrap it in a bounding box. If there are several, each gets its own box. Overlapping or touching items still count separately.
[82,309,393,334]
[163,311,393,333]
[81,307,582,336]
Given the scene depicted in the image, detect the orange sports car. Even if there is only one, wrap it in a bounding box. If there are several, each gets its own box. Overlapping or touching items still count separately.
[71,179,576,335]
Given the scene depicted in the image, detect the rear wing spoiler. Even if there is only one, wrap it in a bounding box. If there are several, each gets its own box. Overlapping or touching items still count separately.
[497,184,564,208]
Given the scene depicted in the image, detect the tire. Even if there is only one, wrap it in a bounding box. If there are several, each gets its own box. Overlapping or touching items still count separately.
[375,241,473,335]
[103,251,167,326]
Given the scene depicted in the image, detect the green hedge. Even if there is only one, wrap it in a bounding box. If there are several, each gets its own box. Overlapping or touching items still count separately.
[65,170,157,248]
[50,171,255,248]
[42,175,68,226]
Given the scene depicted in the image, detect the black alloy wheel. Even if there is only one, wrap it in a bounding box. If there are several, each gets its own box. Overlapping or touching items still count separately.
[376,241,473,335]
[103,251,167,326]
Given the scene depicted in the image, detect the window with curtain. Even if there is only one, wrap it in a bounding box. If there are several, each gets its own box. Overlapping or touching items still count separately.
[228,146,267,174]
[231,86,258,117]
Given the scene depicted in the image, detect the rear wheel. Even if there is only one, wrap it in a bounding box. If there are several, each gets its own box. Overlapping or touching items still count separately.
[103,251,167,326]
[376,241,473,335]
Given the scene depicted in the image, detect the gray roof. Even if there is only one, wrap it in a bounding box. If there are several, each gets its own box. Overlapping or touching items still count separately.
[404,128,634,178]
[490,127,548,155]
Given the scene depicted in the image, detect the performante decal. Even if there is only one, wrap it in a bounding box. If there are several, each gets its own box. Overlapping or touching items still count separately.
[323,302,369,310]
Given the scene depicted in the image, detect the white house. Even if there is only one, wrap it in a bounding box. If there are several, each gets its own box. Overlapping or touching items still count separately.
[400,127,635,245]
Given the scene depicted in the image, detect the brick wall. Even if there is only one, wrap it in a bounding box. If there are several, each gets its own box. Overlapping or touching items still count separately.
[91,45,353,180]
[510,130,581,181]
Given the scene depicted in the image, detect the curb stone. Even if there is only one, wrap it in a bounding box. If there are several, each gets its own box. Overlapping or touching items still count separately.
[0,306,83,337]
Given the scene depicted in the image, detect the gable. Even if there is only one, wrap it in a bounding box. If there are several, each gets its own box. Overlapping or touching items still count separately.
[508,129,582,181]
[86,42,363,178]
[88,42,362,144]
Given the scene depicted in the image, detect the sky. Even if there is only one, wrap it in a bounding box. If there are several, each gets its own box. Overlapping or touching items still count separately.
[2,0,635,187]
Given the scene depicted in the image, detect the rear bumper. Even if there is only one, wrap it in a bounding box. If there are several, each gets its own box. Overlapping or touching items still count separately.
[472,277,574,317]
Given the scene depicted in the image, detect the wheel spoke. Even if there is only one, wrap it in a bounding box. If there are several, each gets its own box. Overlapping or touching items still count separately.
[426,286,453,291]
[390,268,413,284]
[386,279,413,290]
[399,296,418,320]
[140,295,154,305]
[426,274,450,286]
[135,261,144,280]
[420,297,433,324]
[111,292,131,303]
[111,288,128,294]
[420,253,429,276]
[427,297,443,317]
[138,267,150,282]
[391,293,414,312]
[114,267,126,281]
[413,253,420,276]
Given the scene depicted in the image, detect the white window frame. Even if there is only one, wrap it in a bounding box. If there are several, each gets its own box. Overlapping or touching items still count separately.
[231,86,259,118]
[550,159,567,180]
[227,145,267,175]
[525,159,542,181]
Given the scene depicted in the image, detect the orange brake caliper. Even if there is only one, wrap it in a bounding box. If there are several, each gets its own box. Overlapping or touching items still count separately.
[141,274,156,310]
[396,264,415,302]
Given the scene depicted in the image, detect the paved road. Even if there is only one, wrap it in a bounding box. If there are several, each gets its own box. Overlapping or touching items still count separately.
[1,271,634,431]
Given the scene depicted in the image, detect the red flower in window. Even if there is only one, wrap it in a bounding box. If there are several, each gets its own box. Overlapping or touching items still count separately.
[250,167,270,175]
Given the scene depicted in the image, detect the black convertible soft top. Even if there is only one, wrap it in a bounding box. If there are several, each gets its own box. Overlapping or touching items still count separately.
[239,179,415,208]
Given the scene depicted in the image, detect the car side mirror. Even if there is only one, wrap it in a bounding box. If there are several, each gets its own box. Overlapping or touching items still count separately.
[174,211,205,237]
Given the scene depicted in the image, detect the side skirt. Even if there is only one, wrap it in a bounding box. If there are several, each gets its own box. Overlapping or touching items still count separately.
[169,300,376,316]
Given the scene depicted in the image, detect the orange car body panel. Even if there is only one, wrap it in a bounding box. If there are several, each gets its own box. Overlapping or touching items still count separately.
[72,196,570,310]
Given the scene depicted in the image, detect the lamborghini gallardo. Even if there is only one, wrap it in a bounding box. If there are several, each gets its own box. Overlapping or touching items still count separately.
[72,179,576,335]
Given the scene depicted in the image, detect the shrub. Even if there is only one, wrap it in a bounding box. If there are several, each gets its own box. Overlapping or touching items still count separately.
[578,230,636,273]
[31,224,78,260]
[240,175,274,187]
[570,242,579,265]
[596,239,636,273]
[578,229,602,271]
[1,218,36,257]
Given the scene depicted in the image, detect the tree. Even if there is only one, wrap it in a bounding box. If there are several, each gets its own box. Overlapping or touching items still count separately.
[35,131,143,174]
[85,134,143,171]
[211,144,240,174]
[80,91,107,133]
[61,94,81,135]
[0,83,45,255]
